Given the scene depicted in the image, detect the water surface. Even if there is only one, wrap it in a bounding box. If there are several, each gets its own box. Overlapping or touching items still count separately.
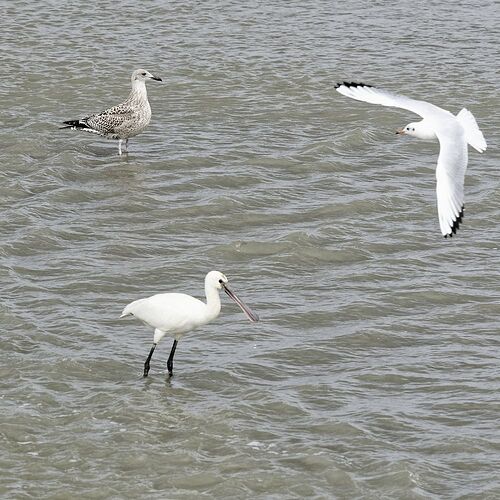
[1,1,500,498]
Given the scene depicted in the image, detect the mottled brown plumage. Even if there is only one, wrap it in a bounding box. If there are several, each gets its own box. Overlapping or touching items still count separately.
[62,69,162,155]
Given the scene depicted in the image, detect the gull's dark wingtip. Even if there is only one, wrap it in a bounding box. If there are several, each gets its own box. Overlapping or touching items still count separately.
[443,205,465,238]
[335,81,373,89]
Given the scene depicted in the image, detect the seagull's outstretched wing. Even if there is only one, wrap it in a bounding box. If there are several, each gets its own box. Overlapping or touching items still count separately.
[335,82,452,120]
[435,130,468,237]
[336,81,471,238]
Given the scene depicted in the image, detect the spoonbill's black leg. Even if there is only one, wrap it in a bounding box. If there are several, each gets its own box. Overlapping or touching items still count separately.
[167,340,178,377]
[143,343,157,377]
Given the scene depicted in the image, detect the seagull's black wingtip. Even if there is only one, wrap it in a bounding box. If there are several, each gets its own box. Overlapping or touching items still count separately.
[443,205,465,239]
[451,206,465,234]
[335,81,373,89]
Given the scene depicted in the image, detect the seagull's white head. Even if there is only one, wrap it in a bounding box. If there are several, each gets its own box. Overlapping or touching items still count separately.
[132,69,162,83]
[396,121,437,140]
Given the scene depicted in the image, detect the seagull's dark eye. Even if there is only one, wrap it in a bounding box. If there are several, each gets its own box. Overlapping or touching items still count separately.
[141,72,147,76]
[219,279,224,284]
[406,127,410,131]
[412,128,415,132]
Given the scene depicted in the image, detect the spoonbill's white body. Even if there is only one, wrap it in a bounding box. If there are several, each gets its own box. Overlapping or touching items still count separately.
[120,271,259,377]
[335,82,487,237]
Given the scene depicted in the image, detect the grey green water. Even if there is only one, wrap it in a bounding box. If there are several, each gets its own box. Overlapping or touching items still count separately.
[1,1,500,498]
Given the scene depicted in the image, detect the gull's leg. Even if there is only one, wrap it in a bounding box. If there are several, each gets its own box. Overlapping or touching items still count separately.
[166,340,178,377]
[144,343,157,377]
[118,139,123,155]
[125,139,129,152]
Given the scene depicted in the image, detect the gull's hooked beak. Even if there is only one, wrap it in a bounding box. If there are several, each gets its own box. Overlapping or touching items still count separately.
[222,283,260,323]
[150,74,162,82]
[396,128,406,135]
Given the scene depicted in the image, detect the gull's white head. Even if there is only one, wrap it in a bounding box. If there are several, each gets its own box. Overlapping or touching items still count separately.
[396,121,437,141]
[132,69,162,83]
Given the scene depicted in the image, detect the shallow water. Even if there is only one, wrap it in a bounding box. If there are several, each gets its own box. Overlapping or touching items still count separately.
[1,1,500,498]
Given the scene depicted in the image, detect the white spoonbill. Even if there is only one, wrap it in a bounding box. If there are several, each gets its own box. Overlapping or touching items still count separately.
[335,82,487,237]
[120,271,259,377]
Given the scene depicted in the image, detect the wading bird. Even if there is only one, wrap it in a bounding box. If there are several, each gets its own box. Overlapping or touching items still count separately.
[61,69,162,155]
[335,82,487,237]
[120,271,259,377]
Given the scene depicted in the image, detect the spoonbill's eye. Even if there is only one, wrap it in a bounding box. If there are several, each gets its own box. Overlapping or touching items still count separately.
[406,127,410,131]
[219,279,224,284]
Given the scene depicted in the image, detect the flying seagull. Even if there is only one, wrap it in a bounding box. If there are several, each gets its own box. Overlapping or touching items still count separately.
[335,82,487,237]
[61,69,162,155]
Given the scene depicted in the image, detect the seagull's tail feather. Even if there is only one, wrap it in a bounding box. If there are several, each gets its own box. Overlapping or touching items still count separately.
[456,108,487,153]
[61,119,87,129]
[60,119,98,133]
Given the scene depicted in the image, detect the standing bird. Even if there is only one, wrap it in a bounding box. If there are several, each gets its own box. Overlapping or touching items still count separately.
[61,69,162,155]
[120,271,259,377]
[335,82,487,237]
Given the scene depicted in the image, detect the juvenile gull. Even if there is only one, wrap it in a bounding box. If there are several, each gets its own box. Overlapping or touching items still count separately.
[61,69,162,155]
[335,82,487,238]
